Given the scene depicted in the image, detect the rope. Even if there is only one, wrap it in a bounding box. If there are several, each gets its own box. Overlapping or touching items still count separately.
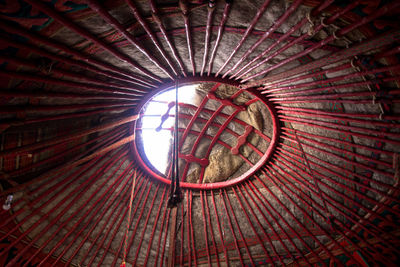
[169,81,178,200]
[332,30,340,40]
[121,171,137,267]
[174,79,181,194]
[168,80,182,207]
[320,17,328,27]
[306,11,315,36]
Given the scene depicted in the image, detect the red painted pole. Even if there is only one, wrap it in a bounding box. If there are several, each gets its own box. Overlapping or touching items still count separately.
[91,174,149,267]
[189,190,198,266]
[253,173,329,266]
[154,194,171,267]
[149,0,187,77]
[200,191,212,266]
[279,116,400,146]
[0,54,148,94]
[0,153,102,231]
[210,190,229,265]
[223,188,255,266]
[264,65,400,95]
[117,181,155,267]
[0,70,141,97]
[31,161,133,267]
[241,183,298,265]
[124,0,179,77]
[67,173,142,266]
[278,107,400,122]
[270,154,399,260]
[230,0,336,79]
[24,0,162,83]
[214,0,272,77]
[0,20,152,87]
[262,166,354,266]
[282,129,393,168]
[268,158,384,265]
[200,1,216,76]
[179,197,185,266]
[281,133,394,178]
[273,98,399,105]
[261,62,352,90]
[186,190,193,266]
[132,184,162,265]
[245,32,400,88]
[207,1,231,76]
[243,1,399,84]
[143,187,168,266]
[286,142,398,195]
[0,89,137,101]
[180,0,196,76]
[247,180,312,265]
[271,155,396,230]
[159,208,172,267]
[0,148,126,264]
[268,84,399,100]
[87,0,174,79]
[105,173,149,267]
[203,190,221,267]
[0,114,138,157]
[222,0,303,78]
[276,148,400,215]
[1,102,135,114]
[1,106,134,130]
[219,189,245,266]
[231,186,273,264]
[2,126,126,180]
[237,1,358,81]
[0,131,128,197]
[231,17,308,80]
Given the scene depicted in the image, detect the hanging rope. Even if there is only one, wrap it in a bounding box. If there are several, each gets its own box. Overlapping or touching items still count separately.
[168,80,182,207]
[120,171,137,267]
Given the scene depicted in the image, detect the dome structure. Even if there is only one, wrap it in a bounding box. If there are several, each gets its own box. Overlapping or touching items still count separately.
[0,0,399,266]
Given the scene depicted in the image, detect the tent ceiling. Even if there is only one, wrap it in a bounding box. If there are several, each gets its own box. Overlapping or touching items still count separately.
[0,0,399,266]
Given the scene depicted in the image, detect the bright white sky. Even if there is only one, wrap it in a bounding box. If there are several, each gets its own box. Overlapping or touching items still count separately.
[141,85,198,175]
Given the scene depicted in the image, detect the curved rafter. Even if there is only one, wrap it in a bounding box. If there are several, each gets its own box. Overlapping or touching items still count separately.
[0,0,399,266]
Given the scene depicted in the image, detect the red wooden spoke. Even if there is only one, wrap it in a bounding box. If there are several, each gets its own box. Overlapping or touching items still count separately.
[24,0,162,83]
[236,0,357,81]
[200,191,212,266]
[242,1,399,84]
[222,0,303,78]
[0,20,153,87]
[207,1,232,76]
[214,0,273,77]
[149,0,187,77]
[1,1,399,266]
[200,1,216,76]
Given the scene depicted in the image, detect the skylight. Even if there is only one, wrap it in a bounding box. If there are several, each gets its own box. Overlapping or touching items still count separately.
[140,84,198,175]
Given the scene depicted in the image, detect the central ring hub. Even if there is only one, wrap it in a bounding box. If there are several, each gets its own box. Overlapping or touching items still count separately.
[130,77,279,190]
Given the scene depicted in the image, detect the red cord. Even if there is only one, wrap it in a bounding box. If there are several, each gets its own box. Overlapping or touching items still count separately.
[121,171,137,266]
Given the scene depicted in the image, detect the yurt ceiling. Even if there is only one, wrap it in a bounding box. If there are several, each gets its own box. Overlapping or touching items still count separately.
[0,0,399,266]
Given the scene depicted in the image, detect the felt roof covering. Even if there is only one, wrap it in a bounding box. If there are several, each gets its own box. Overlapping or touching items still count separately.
[0,0,400,266]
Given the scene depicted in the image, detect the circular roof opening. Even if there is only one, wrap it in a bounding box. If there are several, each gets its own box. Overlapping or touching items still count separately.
[131,79,279,190]
[140,84,198,175]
